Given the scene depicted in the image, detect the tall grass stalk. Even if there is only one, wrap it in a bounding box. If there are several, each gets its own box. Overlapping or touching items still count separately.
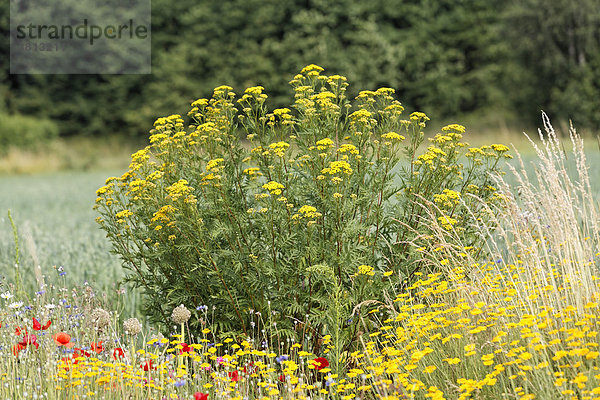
[359,115,600,398]
[476,112,599,313]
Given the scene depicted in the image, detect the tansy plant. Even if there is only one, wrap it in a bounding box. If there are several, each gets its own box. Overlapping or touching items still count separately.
[95,65,510,351]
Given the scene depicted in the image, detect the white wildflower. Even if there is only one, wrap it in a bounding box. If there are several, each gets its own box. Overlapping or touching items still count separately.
[1,292,13,300]
[8,301,23,309]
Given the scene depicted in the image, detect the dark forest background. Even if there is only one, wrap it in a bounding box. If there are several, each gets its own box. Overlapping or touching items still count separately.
[1,0,599,146]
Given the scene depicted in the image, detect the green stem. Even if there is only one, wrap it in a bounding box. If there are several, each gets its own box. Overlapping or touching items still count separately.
[178,322,185,370]
[8,210,24,298]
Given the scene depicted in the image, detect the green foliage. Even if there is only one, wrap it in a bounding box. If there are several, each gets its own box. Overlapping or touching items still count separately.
[8,0,600,137]
[95,66,509,351]
[134,0,513,131]
[0,113,58,153]
[503,0,600,129]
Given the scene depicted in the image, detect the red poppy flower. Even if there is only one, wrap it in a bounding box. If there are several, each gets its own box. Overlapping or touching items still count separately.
[311,357,329,370]
[73,347,91,358]
[19,333,39,349]
[15,326,26,336]
[91,341,103,353]
[179,342,192,354]
[279,374,285,382]
[12,343,26,356]
[32,317,52,331]
[113,347,125,360]
[52,332,75,348]
[194,393,208,400]
[228,370,240,382]
[70,353,81,365]
[140,360,155,371]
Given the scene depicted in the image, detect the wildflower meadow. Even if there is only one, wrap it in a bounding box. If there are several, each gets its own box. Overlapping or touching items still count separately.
[1,66,600,400]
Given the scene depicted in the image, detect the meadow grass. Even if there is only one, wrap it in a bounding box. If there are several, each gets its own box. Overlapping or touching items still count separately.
[0,170,141,318]
[0,135,143,175]
[0,125,599,399]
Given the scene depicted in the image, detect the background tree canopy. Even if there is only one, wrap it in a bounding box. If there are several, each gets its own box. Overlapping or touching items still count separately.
[1,0,599,138]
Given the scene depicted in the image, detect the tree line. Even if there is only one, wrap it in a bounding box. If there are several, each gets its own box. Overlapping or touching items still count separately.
[1,0,599,140]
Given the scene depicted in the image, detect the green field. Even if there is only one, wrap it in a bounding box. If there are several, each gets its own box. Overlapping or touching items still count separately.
[0,169,141,317]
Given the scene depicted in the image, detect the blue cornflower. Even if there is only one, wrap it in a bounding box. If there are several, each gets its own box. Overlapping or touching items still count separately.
[276,355,289,363]
[174,379,185,387]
